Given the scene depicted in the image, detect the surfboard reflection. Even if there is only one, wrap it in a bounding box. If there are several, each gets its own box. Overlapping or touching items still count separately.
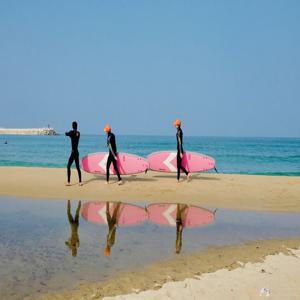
[147,203,215,254]
[65,200,81,257]
[81,201,148,256]
[81,201,215,256]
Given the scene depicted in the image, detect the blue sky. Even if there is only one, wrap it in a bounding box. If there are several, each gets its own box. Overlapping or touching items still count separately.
[0,1,299,136]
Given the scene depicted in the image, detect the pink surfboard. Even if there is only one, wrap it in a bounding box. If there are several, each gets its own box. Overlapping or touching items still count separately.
[81,202,148,226]
[147,151,215,173]
[147,203,215,228]
[82,152,149,175]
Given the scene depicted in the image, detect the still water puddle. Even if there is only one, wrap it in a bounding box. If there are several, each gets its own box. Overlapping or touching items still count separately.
[0,197,300,299]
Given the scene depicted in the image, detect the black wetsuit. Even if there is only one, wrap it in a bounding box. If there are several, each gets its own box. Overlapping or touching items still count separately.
[66,200,81,257]
[176,127,188,180]
[106,132,121,182]
[106,202,121,248]
[175,204,188,254]
[65,130,82,183]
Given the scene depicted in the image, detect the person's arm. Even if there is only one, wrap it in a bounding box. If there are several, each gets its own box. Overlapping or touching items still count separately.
[178,135,183,157]
[65,130,71,137]
[108,137,117,160]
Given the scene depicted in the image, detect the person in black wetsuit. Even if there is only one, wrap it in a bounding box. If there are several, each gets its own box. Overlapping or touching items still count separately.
[175,203,188,254]
[104,202,121,257]
[104,125,122,185]
[174,119,190,182]
[65,121,82,186]
[65,200,81,257]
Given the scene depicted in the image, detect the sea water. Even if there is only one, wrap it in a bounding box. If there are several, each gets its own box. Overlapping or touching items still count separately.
[0,135,299,175]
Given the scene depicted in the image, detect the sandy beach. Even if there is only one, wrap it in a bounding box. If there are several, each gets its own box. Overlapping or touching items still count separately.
[0,166,299,212]
[1,167,300,299]
[33,239,300,300]
[104,247,300,300]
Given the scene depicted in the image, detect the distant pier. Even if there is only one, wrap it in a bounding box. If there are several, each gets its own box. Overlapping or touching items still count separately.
[0,128,58,135]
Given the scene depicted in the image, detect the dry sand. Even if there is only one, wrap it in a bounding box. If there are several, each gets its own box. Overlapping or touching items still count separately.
[0,167,300,212]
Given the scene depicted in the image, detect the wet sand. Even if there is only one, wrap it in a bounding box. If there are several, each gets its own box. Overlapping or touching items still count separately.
[0,167,300,212]
[33,239,300,300]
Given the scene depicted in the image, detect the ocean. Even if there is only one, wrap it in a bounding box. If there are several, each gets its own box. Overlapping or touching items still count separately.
[0,135,299,176]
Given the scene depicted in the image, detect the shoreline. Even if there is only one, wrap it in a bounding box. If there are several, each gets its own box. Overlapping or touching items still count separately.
[1,164,299,177]
[0,166,299,212]
[33,238,300,300]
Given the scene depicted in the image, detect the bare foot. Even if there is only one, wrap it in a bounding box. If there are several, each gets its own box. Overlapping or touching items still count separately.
[118,180,123,186]
[79,182,83,186]
[104,181,109,185]
[186,174,191,182]
[65,182,71,186]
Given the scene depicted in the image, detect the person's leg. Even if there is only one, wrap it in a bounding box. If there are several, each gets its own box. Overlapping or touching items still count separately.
[178,153,188,175]
[67,200,73,223]
[106,155,112,182]
[75,201,81,223]
[67,153,75,183]
[74,152,82,183]
[112,202,121,220]
[112,157,122,181]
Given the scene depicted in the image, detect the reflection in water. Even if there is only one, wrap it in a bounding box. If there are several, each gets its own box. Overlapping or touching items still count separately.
[105,202,121,257]
[176,204,188,254]
[2,197,300,300]
[81,201,148,256]
[82,201,215,255]
[65,200,81,257]
[147,203,215,254]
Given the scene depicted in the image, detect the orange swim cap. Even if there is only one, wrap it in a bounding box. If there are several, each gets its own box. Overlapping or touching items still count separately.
[174,119,182,126]
[104,125,111,133]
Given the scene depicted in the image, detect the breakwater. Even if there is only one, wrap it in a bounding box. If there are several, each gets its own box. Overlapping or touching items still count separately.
[0,128,58,135]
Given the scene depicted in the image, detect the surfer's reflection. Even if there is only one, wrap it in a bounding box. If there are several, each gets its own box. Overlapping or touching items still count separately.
[81,201,148,257]
[148,203,215,254]
[65,200,81,257]
[175,204,188,254]
[104,202,121,257]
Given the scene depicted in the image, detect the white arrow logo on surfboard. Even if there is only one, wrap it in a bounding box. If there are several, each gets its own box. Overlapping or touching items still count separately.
[163,152,177,172]
[98,205,108,224]
[99,154,109,172]
[98,154,116,173]
[162,204,177,226]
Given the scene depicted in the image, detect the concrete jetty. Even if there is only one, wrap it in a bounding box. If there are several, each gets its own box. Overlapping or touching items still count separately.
[0,128,58,135]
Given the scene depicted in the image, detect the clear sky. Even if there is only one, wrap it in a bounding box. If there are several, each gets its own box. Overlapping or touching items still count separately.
[0,1,299,137]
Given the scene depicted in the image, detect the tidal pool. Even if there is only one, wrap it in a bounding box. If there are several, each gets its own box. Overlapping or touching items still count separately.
[0,196,300,300]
